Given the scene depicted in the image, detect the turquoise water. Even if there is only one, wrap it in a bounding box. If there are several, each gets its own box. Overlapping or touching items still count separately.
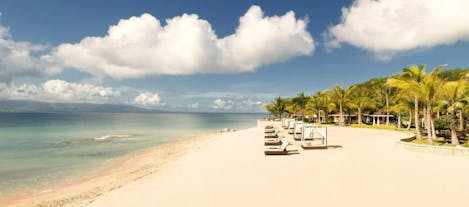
[0,112,262,196]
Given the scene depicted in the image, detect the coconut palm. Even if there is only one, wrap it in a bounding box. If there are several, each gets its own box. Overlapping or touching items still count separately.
[440,80,468,145]
[387,65,427,140]
[331,85,353,126]
[292,92,309,118]
[418,65,446,144]
[306,92,324,123]
[271,96,286,118]
[349,87,375,125]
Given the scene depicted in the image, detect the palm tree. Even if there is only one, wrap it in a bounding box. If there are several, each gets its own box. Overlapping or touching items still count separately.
[306,92,324,124]
[292,92,309,119]
[349,87,375,125]
[419,65,445,144]
[441,80,468,145]
[387,65,427,140]
[271,96,286,118]
[331,85,352,126]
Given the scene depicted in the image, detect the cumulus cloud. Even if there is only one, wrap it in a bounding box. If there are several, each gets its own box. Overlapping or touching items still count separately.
[52,5,314,79]
[0,26,59,84]
[1,79,121,103]
[133,92,161,106]
[325,0,469,60]
[212,99,231,110]
[211,97,264,111]
[190,102,199,109]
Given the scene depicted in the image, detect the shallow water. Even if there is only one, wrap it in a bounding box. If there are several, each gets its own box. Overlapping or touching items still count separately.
[0,112,262,196]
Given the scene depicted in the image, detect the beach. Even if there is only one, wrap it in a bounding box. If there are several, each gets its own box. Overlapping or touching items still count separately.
[88,121,469,207]
[5,121,469,207]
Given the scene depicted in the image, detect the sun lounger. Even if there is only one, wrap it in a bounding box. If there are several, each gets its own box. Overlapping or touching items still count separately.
[265,128,275,133]
[265,140,290,155]
[265,124,274,129]
[265,137,282,146]
[265,133,278,138]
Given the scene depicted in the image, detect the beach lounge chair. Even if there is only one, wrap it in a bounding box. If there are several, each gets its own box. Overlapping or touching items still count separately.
[264,128,275,133]
[265,140,290,155]
[301,125,327,149]
[265,132,278,138]
[265,137,282,146]
[265,124,274,129]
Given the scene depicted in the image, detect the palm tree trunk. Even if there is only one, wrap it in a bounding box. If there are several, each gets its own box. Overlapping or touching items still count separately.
[458,110,464,131]
[425,105,433,144]
[358,108,362,125]
[397,112,401,129]
[407,111,412,130]
[339,102,344,126]
[431,116,437,140]
[386,94,390,125]
[414,96,422,140]
[450,102,459,145]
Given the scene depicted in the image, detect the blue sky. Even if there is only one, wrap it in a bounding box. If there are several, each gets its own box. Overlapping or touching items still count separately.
[1,0,469,112]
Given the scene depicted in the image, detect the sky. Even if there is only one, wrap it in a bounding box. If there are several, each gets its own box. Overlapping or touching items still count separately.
[1,0,469,112]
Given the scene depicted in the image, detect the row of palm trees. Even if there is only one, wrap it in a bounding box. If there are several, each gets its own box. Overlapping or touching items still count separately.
[264,65,469,145]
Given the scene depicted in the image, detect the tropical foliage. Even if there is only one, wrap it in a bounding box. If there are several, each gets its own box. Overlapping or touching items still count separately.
[264,66,469,145]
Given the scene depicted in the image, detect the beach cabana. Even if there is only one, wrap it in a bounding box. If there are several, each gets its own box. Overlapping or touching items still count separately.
[289,121,303,135]
[293,122,305,140]
[301,125,327,149]
[282,118,294,129]
[364,110,394,125]
[329,114,356,125]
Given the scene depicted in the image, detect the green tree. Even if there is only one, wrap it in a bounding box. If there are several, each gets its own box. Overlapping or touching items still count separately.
[441,79,468,145]
[349,86,375,125]
[331,85,353,126]
[387,65,427,140]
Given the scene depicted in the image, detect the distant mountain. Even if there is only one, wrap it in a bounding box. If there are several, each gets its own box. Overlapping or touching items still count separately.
[0,100,158,113]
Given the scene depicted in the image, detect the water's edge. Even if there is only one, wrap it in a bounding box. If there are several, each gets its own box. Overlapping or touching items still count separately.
[2,126,254,207]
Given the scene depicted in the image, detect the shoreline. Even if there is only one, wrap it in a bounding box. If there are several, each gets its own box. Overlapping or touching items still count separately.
[1,128,243,207]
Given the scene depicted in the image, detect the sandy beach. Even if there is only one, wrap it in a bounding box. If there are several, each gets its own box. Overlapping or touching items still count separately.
[4,121,469,207]
[84,121,469,207]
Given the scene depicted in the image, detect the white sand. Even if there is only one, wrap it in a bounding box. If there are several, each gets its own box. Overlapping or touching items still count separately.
[89,122,469,207]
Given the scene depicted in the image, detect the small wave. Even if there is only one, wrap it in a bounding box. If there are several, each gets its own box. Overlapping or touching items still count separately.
[93,134,132,141]
[50,134,134,148]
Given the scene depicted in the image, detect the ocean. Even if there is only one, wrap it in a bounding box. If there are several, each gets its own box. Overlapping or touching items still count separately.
[0,112,262,196]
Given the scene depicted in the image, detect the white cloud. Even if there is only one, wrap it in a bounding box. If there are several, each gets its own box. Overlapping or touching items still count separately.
[1,80,121,103]
[53,5,314,79]
[326,0,469,60]
[43,80,120,103]
[190,102,199,109]
[211,97,264,112]
[212,99,227,109]
[133,92,161,106]
[0,26,59,83]
[211,99,234,110]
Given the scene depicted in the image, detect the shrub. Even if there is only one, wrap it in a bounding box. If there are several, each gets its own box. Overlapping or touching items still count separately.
[350,124,397,130]
[434,115,451,130]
